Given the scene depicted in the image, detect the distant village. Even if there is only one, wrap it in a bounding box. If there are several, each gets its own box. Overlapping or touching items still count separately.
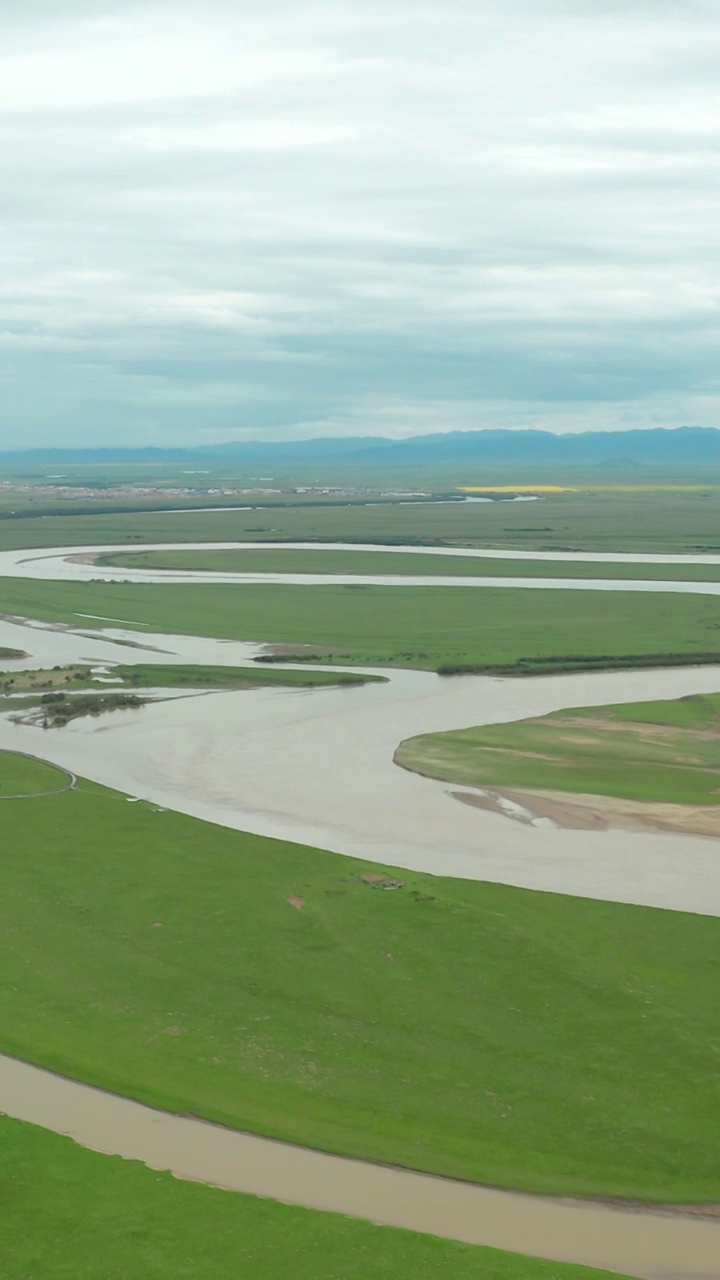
[0,480,391,502]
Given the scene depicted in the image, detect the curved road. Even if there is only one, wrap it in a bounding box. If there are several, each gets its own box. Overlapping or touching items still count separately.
[0,748,77,799]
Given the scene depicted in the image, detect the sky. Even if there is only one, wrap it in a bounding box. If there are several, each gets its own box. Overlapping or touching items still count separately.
[1,0,719,447]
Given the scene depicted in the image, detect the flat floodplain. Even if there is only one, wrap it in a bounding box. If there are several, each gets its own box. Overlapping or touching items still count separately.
[2,756,719,1201]
[4,482,720,553]
[395,692,720,806]
[98,545,720,579]
[5,578,720,671]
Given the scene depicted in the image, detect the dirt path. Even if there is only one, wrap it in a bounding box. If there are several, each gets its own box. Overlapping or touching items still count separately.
[2,1054,719,1280]
[0,748,77,800]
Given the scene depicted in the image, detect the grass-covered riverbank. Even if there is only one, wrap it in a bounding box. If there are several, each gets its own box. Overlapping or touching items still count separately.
[435,652,720,676]
[97,545,720,579]
[0,662,382,697]
[2,754,719,1202]
[395,691,720,806]
[0,662,381,727]
[1,1117,632,1280]
[4,579,720,671]
[0,749,72,796]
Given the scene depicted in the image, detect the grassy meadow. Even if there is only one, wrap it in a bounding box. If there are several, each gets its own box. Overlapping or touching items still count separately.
[4,476,720,1270]
[2,755,719,1201]
[100,545,720,579]
[2,483,720,553]
[0,750,70,797]
[395,692,720,805]
[0,1117,633,1280]
[3,577,720,671]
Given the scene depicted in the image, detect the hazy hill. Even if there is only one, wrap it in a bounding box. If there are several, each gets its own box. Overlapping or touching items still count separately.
[2,426,720,466]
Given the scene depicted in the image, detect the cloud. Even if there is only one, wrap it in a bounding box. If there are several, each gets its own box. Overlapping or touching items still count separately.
[0,0,719,445]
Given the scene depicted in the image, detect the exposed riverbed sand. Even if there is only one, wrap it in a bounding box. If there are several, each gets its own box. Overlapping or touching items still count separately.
[452,786,720,836]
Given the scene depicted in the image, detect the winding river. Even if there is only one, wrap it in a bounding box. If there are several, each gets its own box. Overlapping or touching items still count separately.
[6,538,720,591]
[2,540,720,1278]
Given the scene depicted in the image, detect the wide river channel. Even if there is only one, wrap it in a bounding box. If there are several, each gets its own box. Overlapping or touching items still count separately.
[2,540,720,1278]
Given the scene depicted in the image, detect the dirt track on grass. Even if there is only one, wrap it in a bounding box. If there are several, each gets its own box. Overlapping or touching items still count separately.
[0,748,77,800]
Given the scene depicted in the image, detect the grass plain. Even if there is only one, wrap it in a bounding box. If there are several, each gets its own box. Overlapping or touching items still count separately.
[4,478,720,1273]
[395,692,720,805]
[2,756,719,1202]
[3,483,720,553]
[3,577,720,671]
[99,545,720,579]
[0,1117,633,1280]
[0,749,70,796]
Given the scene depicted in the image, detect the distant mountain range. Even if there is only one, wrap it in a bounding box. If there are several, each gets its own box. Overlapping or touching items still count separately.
[3,426,720,466]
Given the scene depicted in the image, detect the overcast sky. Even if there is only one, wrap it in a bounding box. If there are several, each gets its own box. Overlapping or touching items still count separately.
[2,0,719,447]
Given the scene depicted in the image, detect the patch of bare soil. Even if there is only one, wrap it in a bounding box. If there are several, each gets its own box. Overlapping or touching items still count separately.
[452,786,720,837]
[471,745,563,763]
[360,874,403,889]
[286,896,305,910]
[554,714,720,743]
[259,642,325,658]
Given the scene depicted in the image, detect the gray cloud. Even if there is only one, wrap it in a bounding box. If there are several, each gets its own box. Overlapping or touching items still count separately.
[1,0,719,445]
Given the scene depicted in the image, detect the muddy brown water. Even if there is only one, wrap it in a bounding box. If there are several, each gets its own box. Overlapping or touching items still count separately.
[1,1054,718,1279]
[3,544,720,1275]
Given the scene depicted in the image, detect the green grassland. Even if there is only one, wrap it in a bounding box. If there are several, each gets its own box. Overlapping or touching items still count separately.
[4,577,720,672]
[395,692,720,805]
[3,484,720,552]
[0,663,381,696]
[99,545,720,579]
[0,1118,632,1280]
[0,750,70,796]
[111,662,380,688]
[2,755,719,1201]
